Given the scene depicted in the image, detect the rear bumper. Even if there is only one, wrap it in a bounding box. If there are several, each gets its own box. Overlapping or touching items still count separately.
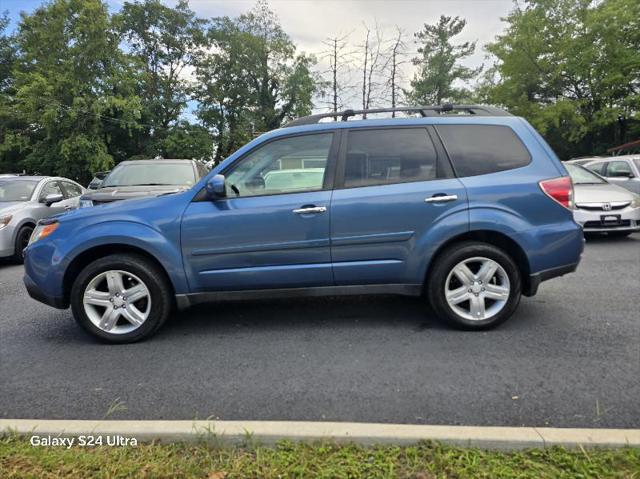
[23,272,68,309]
[574,207,640,233]
[524,262,579,296]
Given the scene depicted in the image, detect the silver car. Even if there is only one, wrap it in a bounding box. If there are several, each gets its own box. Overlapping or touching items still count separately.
[580,155,640,195]
[565,163,640,237]
[0,176,85,262]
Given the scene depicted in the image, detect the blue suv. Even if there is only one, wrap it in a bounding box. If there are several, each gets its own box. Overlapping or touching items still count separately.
[23,105,583,343]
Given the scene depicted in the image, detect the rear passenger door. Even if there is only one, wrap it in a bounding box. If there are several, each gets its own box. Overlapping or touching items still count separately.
[330,127,468,286]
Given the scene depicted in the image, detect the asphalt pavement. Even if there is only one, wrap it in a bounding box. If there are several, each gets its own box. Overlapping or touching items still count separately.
[1,234,639,427]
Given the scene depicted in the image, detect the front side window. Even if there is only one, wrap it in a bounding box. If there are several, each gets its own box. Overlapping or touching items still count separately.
[436,125,531,177]
[62,181,83,198]
[606,161,633,177]
[40,181,63,200]
[225,133,333,197]
[633,159,640,172]
[343,128,438,188]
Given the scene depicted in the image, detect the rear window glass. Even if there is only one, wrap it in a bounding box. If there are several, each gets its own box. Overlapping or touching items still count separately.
[436,125,531,177]
[344,128,438,188]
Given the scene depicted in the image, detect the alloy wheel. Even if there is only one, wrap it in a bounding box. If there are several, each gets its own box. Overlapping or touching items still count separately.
[82,270,151,335]
[444,256,510,321]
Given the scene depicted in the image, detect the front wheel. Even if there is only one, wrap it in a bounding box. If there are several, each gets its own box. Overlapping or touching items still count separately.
[427,242,522,330]
[70,254,173,343]
[13,225,34,263]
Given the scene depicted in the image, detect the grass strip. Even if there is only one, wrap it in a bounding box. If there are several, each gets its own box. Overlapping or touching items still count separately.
[1,434,639,478]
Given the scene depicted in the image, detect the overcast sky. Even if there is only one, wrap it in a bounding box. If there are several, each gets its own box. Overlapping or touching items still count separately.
[4,0,516,111]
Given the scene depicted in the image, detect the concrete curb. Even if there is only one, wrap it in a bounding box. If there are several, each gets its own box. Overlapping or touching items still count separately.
[2,419,640,450]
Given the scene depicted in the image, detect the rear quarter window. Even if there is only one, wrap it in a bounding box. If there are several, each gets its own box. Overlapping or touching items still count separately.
[436,125,531,177]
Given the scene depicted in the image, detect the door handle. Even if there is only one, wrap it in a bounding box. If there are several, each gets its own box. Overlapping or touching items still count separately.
[425,195,458,203]
[293,206,327,214]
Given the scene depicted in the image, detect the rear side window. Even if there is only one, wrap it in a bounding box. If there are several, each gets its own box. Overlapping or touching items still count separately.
[344,128,438,188]
[436,125,531,177]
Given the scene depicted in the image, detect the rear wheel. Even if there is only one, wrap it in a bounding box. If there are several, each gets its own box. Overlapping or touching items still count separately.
[427,242,522,330]
[70,254,173,343]
[12,225,34,263]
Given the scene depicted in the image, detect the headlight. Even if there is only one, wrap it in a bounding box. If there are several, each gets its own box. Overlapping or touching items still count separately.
[0,214,12,230]
[29,221,59,245]
[631,195,640,209]
[79,199,93,208]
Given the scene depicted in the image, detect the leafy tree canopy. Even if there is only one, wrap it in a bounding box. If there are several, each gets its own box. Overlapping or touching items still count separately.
[482,0,640,158]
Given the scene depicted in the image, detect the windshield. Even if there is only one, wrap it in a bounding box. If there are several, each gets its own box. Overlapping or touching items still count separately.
[0,180,38,202]
[101,163,195,187]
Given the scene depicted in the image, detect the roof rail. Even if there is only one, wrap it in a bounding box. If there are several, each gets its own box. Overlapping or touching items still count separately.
[284,104,512,128]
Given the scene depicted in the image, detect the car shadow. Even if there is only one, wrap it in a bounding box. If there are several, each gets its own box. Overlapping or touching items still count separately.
[158,295,449,338]
[0,258,20,269]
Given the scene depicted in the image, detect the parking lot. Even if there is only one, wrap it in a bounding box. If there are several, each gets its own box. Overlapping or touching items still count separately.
[0,234,638,428]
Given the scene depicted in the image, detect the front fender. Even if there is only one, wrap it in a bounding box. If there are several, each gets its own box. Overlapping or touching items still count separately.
[26,220,188,300]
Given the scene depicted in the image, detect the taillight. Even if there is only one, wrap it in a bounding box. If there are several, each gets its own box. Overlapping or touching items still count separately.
[539,176,573,209]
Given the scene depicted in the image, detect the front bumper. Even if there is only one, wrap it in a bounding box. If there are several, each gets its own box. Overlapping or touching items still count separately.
[23,273,68,309]
[573,206,640,233]
[0,226,15,258]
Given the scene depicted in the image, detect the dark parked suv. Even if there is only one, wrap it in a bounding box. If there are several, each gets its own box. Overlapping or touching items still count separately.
[24,105,583,343]
[79,158,209,207]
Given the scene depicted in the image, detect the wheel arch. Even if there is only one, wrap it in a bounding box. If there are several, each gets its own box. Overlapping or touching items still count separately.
[62,244,176,306]
[425,230,533,295]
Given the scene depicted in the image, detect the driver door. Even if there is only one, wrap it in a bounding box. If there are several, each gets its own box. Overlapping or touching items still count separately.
[35,180,68,218]
[181,131,339,292]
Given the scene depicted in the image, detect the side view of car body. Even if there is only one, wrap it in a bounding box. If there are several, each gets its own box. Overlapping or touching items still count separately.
[0,176,85,262]
[580,155,640,195]
[565,163,640,236]
[23,105,584,343]
[79,159,209,207]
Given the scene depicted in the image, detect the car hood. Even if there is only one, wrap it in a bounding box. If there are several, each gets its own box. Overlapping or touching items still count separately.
[573,183,635,203]
[0,201,27,215]
[81,185,189,202]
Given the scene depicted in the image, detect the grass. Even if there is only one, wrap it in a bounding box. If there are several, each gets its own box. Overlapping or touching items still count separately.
[1,434,639,478]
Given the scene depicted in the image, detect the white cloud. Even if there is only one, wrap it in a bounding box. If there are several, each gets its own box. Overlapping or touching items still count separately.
[184,0,514,110]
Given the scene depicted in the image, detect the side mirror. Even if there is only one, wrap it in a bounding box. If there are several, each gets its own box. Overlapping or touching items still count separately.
[205,174,227,199]
[41,193,64,206]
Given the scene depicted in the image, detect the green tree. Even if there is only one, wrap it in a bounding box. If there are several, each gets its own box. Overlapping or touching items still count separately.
[407,15,480,105]
[160,120,212,160]
[482,0,640,159]
[0,12,31,175]
[7,0,141,182]
[195,1,318,162]
[116,0,206,157]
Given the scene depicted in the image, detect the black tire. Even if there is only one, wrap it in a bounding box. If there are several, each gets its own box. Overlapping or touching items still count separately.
[70,254,173,343]
[427,241,522,330]
[607,231,632,238]
[12,225,34,264]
